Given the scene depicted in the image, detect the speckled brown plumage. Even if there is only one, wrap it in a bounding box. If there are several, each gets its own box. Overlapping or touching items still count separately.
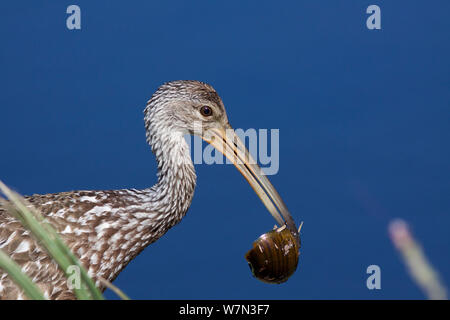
[0,80,227,299]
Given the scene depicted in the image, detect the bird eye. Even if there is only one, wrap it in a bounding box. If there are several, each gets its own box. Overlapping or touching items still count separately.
[200,106,213,117]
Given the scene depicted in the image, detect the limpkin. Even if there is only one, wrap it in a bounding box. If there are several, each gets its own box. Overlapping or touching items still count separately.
[0,80,296,299]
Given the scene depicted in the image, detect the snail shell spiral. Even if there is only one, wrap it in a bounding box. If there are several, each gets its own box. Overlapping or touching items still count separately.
[245,224,301,284]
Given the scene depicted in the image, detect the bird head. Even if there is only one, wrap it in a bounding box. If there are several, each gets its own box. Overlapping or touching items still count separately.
[144,80,298,235]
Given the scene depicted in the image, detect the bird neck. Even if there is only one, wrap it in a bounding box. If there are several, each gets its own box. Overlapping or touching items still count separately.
[148,129,197,224]
[144,100,197,225]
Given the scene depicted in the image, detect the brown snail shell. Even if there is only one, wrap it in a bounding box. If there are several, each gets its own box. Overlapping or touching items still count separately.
[245,224,301,284]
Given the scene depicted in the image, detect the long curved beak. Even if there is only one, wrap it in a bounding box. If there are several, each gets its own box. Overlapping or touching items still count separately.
[202,126,298,235]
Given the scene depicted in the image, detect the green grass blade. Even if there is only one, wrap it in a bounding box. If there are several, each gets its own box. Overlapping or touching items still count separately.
[0,249,46,300]
[1,200,92,300]
[0,180,104,300]
[54,239,105,300]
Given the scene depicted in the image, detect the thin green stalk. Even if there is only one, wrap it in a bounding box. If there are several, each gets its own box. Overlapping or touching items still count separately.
[0,249,46,300]
[98,276,131,300]
[1,200,93,300]
[0,180,104,300]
